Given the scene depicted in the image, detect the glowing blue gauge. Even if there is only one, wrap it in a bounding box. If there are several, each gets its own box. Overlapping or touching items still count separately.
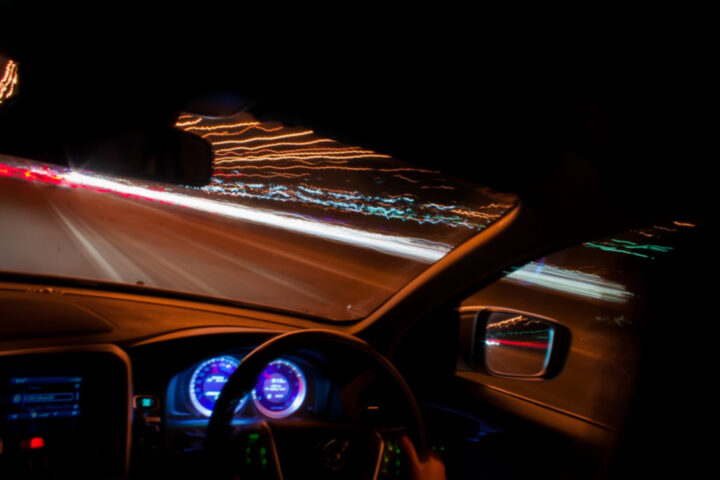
[189,356,247,417]
[252,359,306,419]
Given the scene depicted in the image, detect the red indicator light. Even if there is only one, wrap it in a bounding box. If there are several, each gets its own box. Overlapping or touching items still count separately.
[20,437,44,450]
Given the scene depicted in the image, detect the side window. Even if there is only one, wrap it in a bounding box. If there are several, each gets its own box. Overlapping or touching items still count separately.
[457,222,694,430]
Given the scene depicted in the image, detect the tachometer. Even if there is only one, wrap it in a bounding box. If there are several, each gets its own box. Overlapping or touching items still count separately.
[252,359,306,418]
[189,356,246,417]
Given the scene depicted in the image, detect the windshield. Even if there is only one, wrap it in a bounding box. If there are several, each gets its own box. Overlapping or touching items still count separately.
[0,107,516,321]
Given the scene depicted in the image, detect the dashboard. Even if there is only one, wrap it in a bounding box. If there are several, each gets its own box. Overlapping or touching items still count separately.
[126,330,414,480]
[0,334,349,479]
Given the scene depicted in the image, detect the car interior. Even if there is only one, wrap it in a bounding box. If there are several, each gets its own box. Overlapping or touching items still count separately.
[0,9,714,480]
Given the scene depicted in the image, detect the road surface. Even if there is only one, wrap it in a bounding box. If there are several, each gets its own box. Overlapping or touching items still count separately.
[0,175,429,320]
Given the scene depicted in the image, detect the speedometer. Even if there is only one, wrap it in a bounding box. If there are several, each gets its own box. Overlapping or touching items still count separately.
[252,359,306,418]
[189,356,246,417]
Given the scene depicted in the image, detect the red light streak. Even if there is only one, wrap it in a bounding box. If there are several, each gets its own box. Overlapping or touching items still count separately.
[489,339,549,349]
[0,161,178,206]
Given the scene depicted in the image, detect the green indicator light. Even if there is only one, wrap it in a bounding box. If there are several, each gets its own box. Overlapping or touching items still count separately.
[261,458,267,467]
[248,433,260,441]
[260,447,267,456]
[383,455,389,463]
[440,446,445,452]
[140,398,153,408]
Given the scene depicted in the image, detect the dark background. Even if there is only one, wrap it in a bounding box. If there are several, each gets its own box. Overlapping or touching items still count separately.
[1,4,714,225]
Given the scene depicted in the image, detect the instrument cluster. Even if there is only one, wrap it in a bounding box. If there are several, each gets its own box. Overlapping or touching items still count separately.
[166,351,322,424]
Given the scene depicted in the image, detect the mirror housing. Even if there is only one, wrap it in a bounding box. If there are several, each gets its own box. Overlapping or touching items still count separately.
[460,307,571,380]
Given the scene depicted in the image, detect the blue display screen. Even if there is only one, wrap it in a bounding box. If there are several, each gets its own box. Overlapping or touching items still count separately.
[189,356,246,417]
[252,359,306,418]
[6,376,82,421]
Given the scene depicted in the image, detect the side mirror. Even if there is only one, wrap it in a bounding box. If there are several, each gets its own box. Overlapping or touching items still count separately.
[461,308,571,380]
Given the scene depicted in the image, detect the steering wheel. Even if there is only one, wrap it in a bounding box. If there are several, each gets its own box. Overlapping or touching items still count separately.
[205,329,429,479]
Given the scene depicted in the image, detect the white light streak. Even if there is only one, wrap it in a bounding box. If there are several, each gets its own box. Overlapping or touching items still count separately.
[505,262,634,304]
[64,172,450,263]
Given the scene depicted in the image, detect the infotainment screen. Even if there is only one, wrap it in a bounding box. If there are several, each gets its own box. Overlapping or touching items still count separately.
[6,376,82,421]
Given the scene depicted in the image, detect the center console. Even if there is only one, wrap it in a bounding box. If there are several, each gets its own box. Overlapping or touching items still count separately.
[0,345,130,479]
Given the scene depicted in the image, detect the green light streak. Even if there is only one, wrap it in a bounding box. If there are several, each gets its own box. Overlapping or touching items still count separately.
[584,239,673,260]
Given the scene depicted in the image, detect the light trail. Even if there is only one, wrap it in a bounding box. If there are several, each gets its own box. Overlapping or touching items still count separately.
[201,125,284,138]
[583,238,673,260]
[174,117,202,127]
[213,138,338,154]
[212,130,315,146]
[673,220,696,228]
[213,165,439,173]
[172,112,516,232]
[182,121,262,132]
[0,159,451,262]
[505,261,634,304]
[214,153,390,162]
[485,339,549,349]
[0,59,19,105]
[64,171,450,262]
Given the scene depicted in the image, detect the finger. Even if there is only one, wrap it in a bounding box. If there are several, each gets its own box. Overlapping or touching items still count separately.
[399,434,420,465]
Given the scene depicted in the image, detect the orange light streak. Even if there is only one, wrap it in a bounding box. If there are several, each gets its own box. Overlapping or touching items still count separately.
[673,221,696,228]
[214,146,371,156]
[213,139,340,155]
[174,117,202,127]
[213,165,439,173]
[214,172,306,179]
[212,130,315,146]
[214,153,390,162]
[450,209,499,220]
[200,125,285,138]
[0,59,19,104]
[393,174,419,183]
[182,121,262,132]
[214,158,350,167]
